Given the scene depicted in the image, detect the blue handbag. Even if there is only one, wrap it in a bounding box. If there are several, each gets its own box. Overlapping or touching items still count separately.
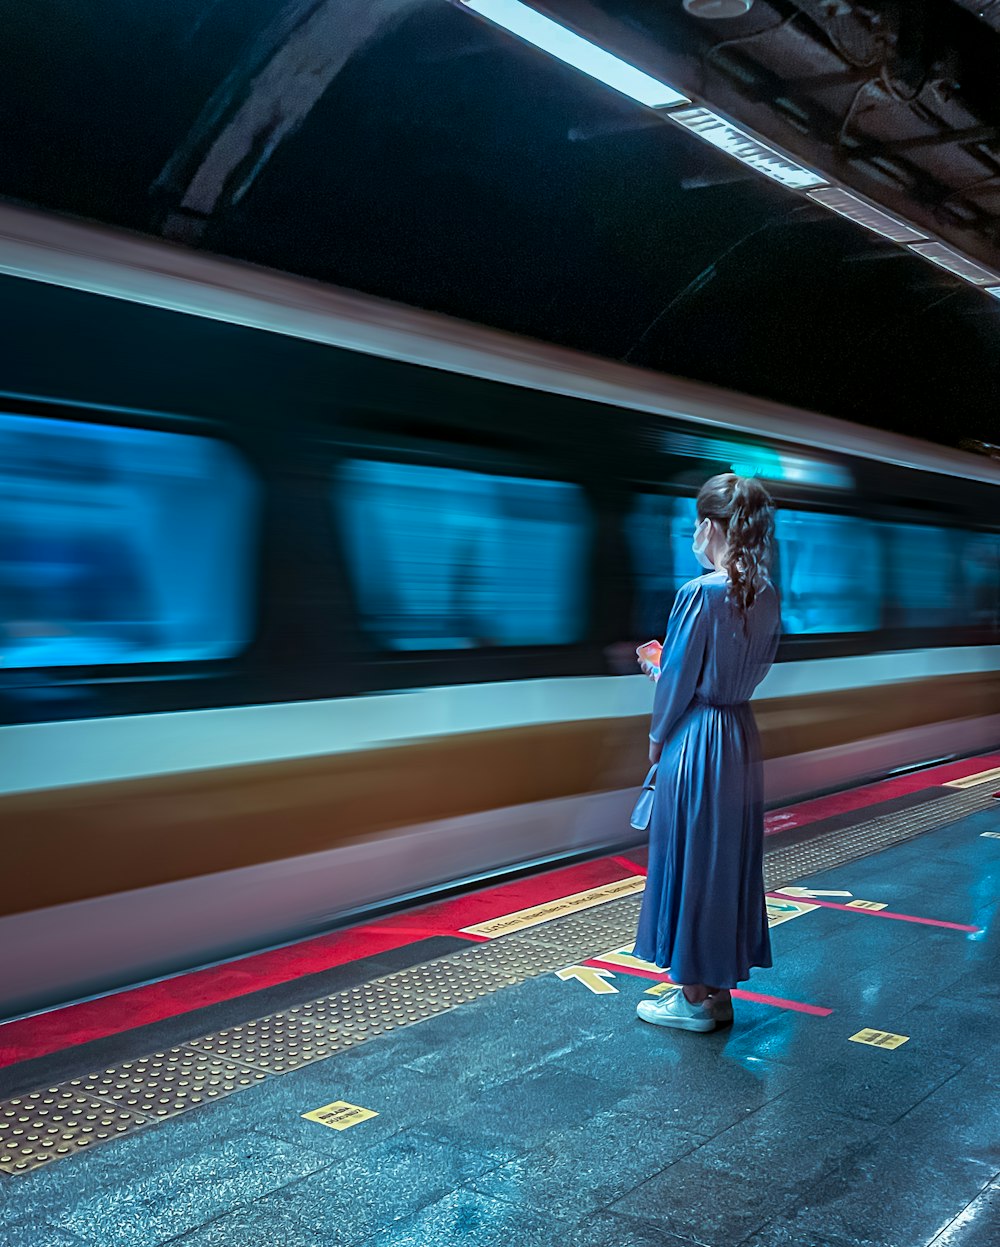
[630,764,658,831]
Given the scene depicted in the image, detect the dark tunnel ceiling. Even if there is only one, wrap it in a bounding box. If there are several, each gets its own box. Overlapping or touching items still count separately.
[1,0,999,450]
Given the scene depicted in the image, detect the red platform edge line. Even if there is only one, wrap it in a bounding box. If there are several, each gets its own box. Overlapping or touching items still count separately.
[1,749,996,1069]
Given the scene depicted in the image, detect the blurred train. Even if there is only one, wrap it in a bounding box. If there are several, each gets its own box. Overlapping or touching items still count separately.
[0,201,998,1019]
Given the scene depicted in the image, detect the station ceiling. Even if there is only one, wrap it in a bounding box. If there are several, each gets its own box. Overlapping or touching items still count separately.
[2,1,998,449]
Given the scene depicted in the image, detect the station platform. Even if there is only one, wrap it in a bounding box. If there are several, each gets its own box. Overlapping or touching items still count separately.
[2,752,999,1247]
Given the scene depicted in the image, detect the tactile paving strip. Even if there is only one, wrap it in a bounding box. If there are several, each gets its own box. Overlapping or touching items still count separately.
[763,782,998,891]
[512,897,645,960]
[70,1048,268,1117]
[188,1014,363,1074]
[0,1088,148,1174]
[3,778,994,1177]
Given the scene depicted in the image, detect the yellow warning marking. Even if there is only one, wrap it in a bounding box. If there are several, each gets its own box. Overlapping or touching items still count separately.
[980,832,1000,840]
[302,1100,378,1131]
[846,900,888,911]
[849,1029,909,1050]
[644,982,680,997]
[555,966,618,994]
[765,897,819,927]
[944,765,1000,789]
[593,945,662,973]
[461,876,646,938]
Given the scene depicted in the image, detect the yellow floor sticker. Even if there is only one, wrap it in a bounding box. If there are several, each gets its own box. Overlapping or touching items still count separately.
[461,876,646,938]
[555,965,618,994]
[302,1101,378,1131]
[644,982,680,997]
[849,1029,909,1050]
[846,900,888,911]
[766,897,819,927]
[593,946,663,973]
[944,765,1000,788]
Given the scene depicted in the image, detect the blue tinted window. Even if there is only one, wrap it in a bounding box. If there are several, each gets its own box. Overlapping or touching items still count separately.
[884,523,965,628]
[961,532,1000,631]
[0,414,257,668]
[776,510,881,634]
[625,495,701,638]
[333,460,590,649]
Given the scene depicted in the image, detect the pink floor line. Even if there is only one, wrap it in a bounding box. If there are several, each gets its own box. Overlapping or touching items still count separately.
[583,958,833,1017]
[766,892,981,932]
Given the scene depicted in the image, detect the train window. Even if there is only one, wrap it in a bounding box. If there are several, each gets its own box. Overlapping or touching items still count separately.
[883,524,1000,630]
[775,509,881,634]
[0,413,257,668]
[883,523,965,628]
[961,532,1000,631]
[626,495,701,638]
[332,459,590,649]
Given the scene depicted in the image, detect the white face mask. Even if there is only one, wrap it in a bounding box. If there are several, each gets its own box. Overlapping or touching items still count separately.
[692,518,715,570]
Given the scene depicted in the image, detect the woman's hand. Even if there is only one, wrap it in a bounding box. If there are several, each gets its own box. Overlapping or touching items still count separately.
[639,659,659,682]
[649,738,662,766]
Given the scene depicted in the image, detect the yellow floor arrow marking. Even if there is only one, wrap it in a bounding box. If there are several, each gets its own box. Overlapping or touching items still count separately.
[592,945,662,973]
[555,966,619,994]
[765,897,819,927]
[644,982,681,997]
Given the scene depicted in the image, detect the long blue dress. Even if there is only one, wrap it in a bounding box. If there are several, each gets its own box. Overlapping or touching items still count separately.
[633,570,781,988]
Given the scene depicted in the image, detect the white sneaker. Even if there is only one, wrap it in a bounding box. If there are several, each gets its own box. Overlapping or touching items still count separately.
[636,990,716,1032]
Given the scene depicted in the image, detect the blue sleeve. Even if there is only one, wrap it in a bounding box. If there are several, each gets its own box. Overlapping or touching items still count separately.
[649,581,708,749]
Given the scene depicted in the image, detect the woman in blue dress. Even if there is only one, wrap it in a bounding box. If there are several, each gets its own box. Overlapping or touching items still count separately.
[633,473,780,1033]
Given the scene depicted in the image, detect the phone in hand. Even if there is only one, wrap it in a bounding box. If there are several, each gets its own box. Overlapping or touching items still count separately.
[636,640,662,678]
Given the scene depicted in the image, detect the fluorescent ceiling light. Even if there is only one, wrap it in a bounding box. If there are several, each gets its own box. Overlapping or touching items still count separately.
[461,0,689,109]
[807,187,927,244]
[910,242,1000,286]
[985,287,1000,300]
[669,106,826,190]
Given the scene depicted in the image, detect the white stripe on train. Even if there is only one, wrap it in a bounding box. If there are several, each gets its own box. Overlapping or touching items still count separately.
[1,644,998,796]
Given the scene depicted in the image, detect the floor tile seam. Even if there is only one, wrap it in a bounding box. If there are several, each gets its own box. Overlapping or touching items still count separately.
[1,952,577,1146]
[586,1141,712,1214]
[594,1207,717,1247]
[792,921,963,999]
[467,1169,703,1237]
[73,1125,349,1247]
[609,1161,777,1246]
[878,1060,972,1130]
[924,1174,1000,1247]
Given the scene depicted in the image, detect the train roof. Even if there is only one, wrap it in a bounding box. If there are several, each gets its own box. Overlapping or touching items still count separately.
[2,200,999,488]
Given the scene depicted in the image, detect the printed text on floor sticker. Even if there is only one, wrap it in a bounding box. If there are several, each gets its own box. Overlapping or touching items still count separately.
[849,1029,909,1050]
[302,1101,378,1131]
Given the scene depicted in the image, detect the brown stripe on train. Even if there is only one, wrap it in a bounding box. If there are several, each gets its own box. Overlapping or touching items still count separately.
[3,671,998,918]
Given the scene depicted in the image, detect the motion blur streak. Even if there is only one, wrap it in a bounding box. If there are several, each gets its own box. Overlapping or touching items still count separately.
[0,205,997,1019]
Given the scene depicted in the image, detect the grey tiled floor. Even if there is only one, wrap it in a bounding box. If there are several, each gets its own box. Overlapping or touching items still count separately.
[3,810,999,1247]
